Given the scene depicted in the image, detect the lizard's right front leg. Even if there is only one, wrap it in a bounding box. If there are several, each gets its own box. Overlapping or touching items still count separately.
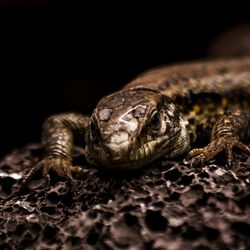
[20,113,90,189]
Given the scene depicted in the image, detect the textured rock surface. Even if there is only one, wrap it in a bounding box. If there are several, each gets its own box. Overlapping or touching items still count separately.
[0,144,250,250]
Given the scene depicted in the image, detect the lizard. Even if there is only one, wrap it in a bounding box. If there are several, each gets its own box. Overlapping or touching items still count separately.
[21,57,250,187]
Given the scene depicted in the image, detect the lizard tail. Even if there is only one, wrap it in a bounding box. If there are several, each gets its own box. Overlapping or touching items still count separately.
[208,23,250,58]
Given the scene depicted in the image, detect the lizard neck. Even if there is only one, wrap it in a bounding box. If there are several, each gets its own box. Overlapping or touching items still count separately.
[166,115,192,158]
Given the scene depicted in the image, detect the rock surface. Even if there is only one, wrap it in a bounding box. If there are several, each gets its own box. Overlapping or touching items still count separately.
[0,144,250,250]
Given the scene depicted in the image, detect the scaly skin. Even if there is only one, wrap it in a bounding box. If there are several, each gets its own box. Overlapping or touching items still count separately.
[21,57,250,187]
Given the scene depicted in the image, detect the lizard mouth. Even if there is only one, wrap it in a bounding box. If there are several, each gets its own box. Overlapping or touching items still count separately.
[87,130,181,170]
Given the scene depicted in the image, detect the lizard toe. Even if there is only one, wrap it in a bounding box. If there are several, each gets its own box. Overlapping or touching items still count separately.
[187,135,250,168]
[19,161,44,192]
[19,156,81,191]
[42,157,78,182]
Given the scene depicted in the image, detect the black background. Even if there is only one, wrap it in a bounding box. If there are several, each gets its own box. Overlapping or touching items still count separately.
[0,2,249,156]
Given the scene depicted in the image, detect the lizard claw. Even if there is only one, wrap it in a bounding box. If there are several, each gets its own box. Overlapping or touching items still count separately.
[187,135,250,167]
[19,156,82,192]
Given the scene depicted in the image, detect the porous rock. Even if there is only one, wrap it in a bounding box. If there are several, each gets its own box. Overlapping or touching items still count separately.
[0,144,250,249]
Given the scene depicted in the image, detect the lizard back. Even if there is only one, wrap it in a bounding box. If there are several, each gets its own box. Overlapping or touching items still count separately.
[125,57,250,111]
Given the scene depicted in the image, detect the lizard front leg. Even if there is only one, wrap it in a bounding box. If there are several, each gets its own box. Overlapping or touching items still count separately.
[21,113,90,189]
[187,112,250,167]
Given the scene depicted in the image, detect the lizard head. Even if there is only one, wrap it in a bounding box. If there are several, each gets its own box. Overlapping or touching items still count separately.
[85,88,191,170]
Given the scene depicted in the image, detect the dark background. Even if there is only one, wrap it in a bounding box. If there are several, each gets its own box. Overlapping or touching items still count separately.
[0,1,249,156]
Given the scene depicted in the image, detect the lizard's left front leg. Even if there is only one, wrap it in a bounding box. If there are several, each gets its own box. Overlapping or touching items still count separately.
[187,112,250,167]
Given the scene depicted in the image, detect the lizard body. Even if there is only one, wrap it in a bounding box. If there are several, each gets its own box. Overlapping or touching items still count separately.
[22,57,250,185]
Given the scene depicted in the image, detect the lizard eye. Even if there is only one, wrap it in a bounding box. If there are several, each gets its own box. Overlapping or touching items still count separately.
[150,112,161,131]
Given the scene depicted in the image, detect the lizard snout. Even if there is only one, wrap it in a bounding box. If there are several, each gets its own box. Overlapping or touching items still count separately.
[109,130,129,144]
[105,131,131,159]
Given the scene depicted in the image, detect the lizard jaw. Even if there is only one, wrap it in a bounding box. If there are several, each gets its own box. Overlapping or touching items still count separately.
[85,126,189,171]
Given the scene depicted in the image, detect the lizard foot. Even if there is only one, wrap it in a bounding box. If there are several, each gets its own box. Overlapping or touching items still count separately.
[19,156,83,192]
[187,135,250,167]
